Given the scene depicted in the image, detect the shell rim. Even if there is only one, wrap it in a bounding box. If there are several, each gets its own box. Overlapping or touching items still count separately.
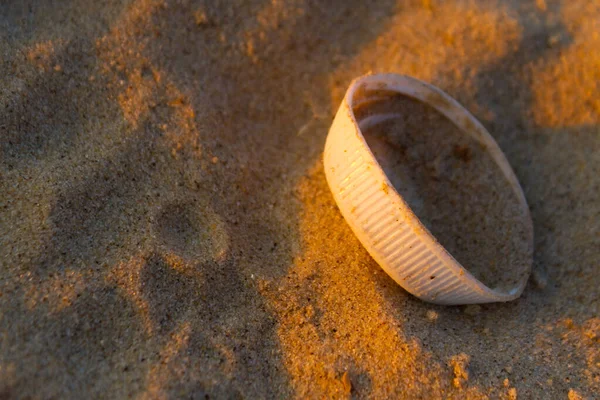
[341,73,533,301]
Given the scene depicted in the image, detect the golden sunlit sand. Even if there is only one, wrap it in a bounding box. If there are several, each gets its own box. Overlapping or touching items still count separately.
[0,0,598,398]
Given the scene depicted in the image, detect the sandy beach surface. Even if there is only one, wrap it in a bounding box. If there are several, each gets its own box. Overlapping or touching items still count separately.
[1,0,598,398]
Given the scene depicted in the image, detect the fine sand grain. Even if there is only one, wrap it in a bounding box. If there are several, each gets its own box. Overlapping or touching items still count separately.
[359,94,532,292]
[0,0,598,399]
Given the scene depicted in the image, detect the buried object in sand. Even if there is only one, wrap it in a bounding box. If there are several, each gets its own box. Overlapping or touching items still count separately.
[323,73,533,305]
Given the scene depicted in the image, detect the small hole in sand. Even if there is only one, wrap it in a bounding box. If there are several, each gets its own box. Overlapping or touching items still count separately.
[154,202,229,263]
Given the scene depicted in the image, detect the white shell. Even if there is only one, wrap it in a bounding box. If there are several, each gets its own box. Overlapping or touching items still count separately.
[323,74,533,305]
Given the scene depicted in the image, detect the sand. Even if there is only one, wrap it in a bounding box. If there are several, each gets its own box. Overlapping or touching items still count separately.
[0,0,598,399]
[359,94,532,292]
